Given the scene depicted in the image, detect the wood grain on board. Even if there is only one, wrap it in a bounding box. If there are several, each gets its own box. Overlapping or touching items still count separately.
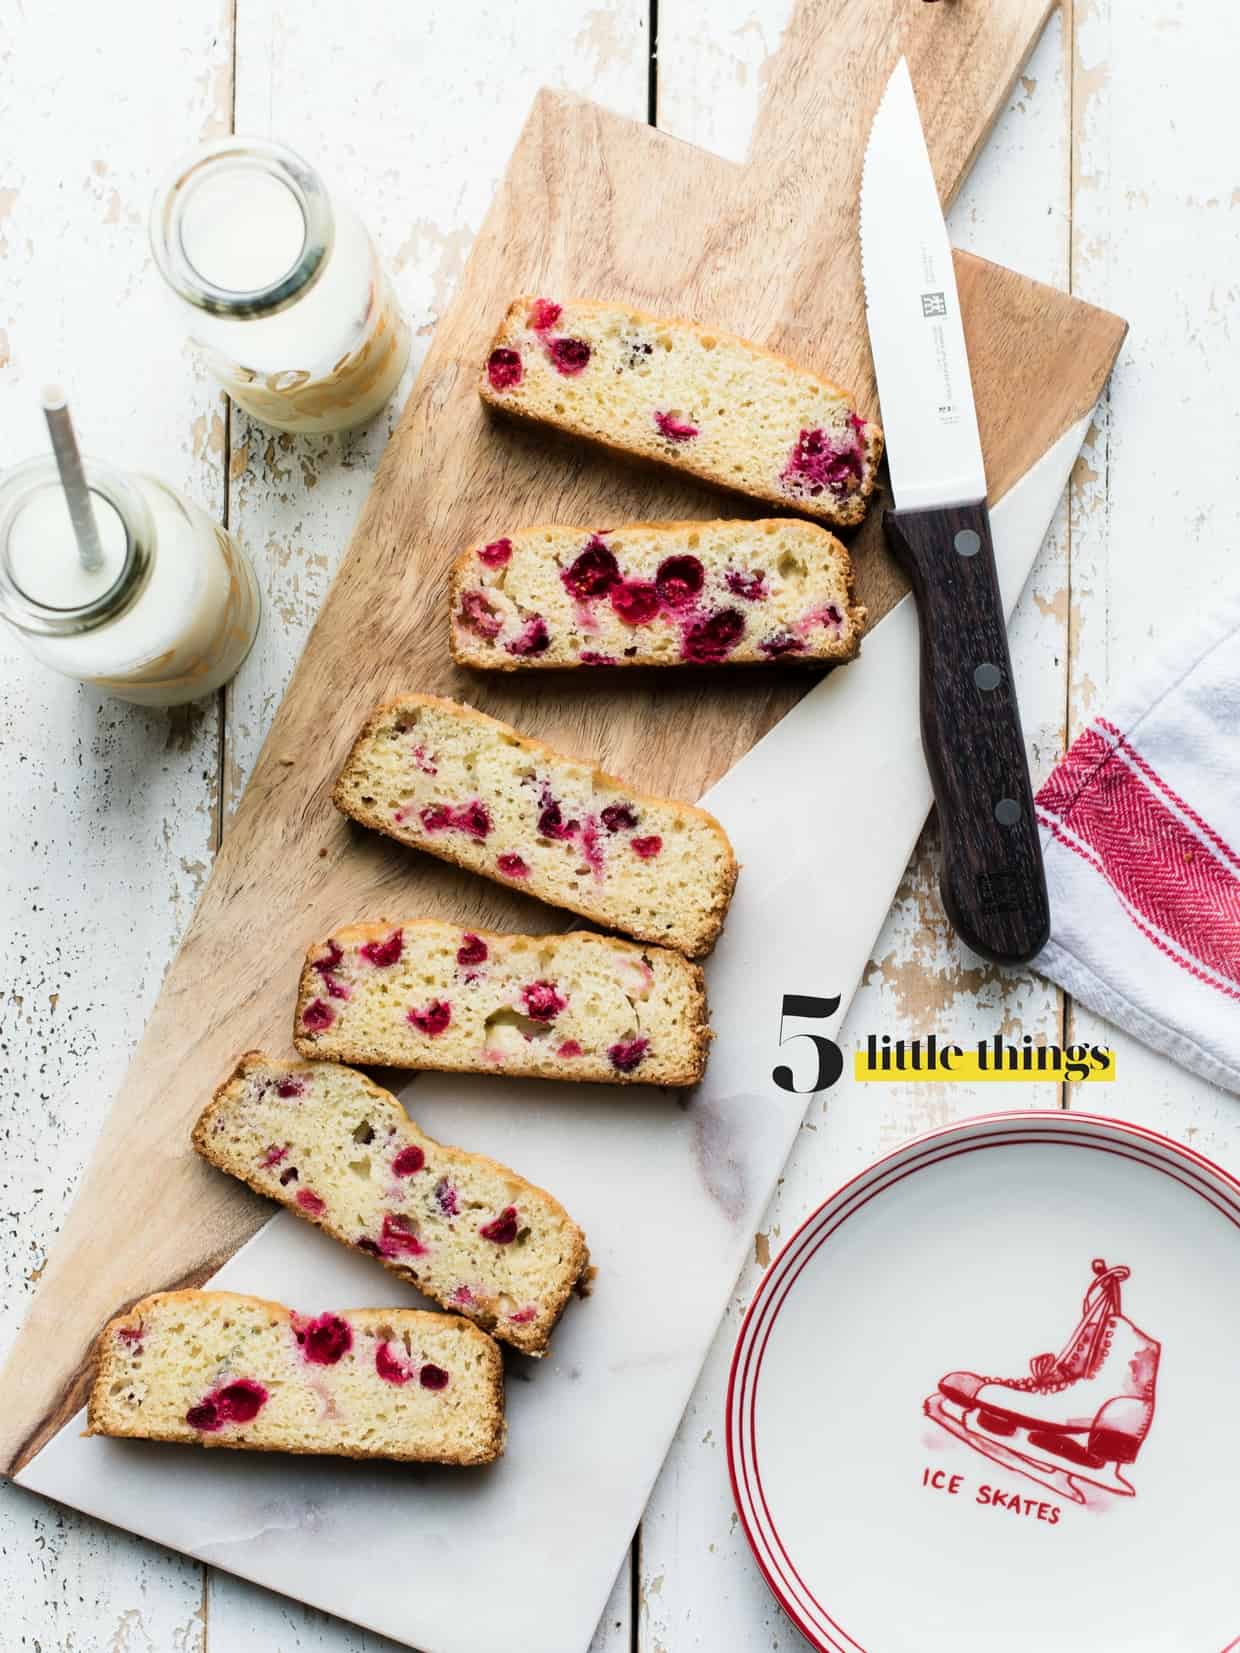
[0,0,1125,1477]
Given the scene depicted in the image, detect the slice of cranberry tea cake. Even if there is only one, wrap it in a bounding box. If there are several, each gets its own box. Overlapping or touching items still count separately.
[332,694,737,957]
[479,297,883,528]
[449,519,865,671]
[293,920,709,1088]
[194,1053,590,1356]
[88,1290,505,1464]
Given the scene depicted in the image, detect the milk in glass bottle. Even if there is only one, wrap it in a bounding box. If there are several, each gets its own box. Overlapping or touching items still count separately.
[0,452,260,706]
[150,139,410,434]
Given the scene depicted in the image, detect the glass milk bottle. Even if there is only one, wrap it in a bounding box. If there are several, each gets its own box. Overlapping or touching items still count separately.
[150,138,410,434]
[0,458,260,706]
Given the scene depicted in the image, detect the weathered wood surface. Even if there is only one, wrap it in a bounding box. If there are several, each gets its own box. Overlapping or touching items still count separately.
[0,0,1124,1501]
[0,3,229,1647]
[1061,0,1240,1338]
[0,2,647,1648]
[3,2,1229,1650]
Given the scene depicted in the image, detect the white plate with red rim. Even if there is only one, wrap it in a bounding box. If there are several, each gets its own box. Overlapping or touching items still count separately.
[727,1111,1240,1652]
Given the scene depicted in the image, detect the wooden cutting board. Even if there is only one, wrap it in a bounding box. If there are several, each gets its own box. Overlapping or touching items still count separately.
[1,0,1125,1477]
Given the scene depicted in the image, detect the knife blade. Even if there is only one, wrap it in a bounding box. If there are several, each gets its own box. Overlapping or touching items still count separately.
[861,59,1050,964]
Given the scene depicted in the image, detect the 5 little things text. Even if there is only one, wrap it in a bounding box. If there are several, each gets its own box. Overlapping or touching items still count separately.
[863,1033,1114,1084]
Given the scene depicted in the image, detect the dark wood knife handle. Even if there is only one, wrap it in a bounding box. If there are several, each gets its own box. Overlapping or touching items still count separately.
[884,500,1050,964]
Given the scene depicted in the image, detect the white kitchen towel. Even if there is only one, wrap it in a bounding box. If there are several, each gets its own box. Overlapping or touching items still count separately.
[1033,588,1240,1094]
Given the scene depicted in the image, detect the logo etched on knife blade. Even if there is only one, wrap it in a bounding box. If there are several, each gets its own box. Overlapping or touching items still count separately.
[860,56,988,508]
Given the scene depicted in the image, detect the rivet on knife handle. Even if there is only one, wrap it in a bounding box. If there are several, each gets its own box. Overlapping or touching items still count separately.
[884,500,1050,964]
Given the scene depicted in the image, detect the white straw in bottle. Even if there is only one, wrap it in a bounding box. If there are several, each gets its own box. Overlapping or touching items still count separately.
[40,385,104,573]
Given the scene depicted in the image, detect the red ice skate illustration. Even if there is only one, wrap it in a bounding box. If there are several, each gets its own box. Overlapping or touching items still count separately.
[924,1259,1159,1505]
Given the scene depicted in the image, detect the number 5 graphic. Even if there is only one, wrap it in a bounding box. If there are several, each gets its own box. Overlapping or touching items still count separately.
[773,993,843,1094]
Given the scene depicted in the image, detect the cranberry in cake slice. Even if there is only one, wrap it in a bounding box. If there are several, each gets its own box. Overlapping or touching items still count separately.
[478,296,883,528]
[450,519,864,671]
[86,1289,504,1463]
[293,919,709,1088]
[331,693,738,957]
[193,1053,593,1356]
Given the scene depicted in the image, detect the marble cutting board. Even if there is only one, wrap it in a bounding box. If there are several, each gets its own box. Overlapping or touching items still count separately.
[15,414,1093,1653]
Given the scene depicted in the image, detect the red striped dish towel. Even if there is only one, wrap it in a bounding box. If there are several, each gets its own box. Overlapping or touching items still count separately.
[1034,591,1240,1094]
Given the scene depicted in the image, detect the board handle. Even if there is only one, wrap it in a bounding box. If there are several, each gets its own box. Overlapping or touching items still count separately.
[747,0,1055,209]
[884,500,1050,965]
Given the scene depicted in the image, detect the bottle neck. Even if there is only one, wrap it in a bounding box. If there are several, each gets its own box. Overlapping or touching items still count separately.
[150,137,334,321]
[0,458,155,638]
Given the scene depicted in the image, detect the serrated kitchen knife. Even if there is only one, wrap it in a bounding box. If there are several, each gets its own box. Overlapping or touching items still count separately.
[861,59,1050,964]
